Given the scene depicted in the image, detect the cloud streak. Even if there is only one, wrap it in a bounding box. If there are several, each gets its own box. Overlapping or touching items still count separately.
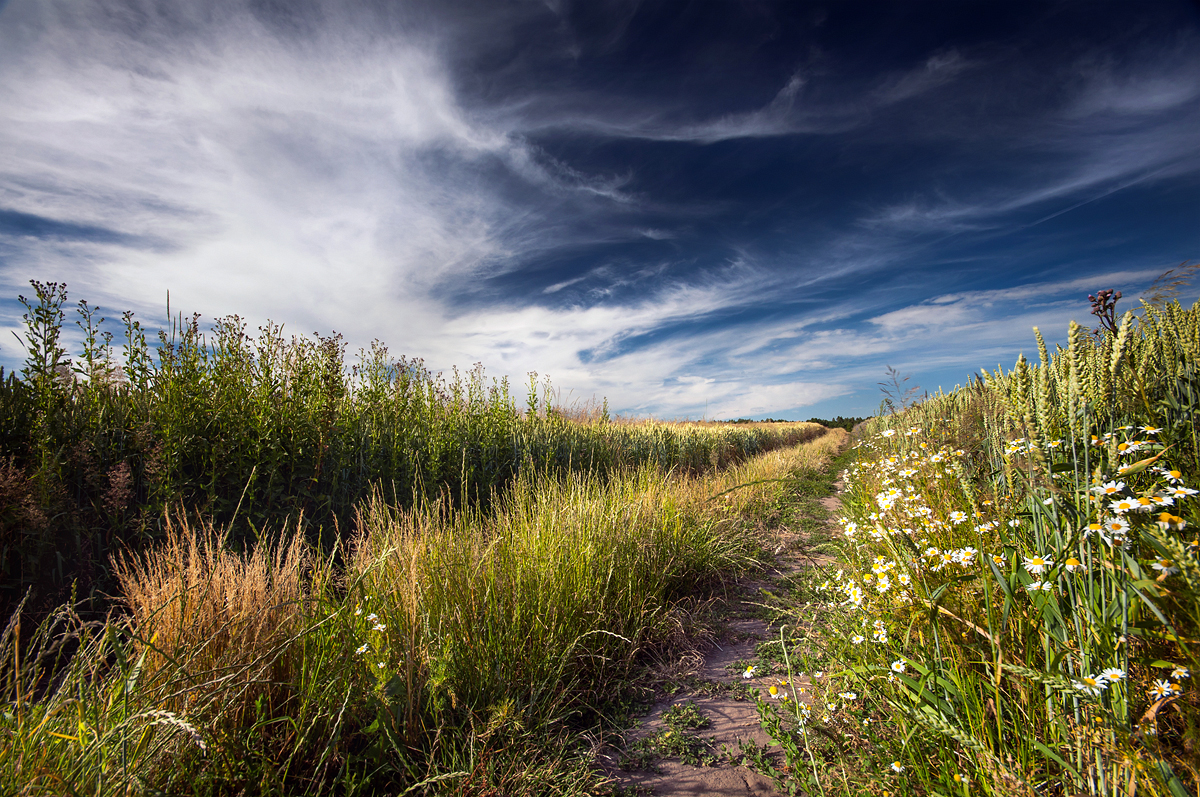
[1,0,1197,420]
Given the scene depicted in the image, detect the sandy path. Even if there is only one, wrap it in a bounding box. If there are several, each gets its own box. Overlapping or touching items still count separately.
[601,474,845,796]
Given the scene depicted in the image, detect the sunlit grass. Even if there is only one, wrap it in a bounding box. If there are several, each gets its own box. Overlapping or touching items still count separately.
[755,299,1200,796]
[0,427,841,795]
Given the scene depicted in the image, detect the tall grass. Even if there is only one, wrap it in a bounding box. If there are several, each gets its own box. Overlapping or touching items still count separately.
[0,428,840,795]
[756,298,1199,795]
[0,281,822,616]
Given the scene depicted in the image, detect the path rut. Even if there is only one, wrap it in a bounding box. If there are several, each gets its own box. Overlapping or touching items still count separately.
[601,476,845,796]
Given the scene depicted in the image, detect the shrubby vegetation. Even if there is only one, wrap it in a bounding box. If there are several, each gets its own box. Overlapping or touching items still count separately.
[757,296,1200,795]
[0,281,837,795]
[0,281,823,618]
[805,416,869,432]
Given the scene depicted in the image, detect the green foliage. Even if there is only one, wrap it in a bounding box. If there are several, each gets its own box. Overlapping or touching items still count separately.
[0,433,835,795]
[0,282,824,616]
[0,281,839,796]
[767,296,1200,796]
[623,702,719,770]
[805,416,869,432]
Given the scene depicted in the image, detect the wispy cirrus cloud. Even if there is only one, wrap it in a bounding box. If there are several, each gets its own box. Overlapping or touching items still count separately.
[1,0,1197,421]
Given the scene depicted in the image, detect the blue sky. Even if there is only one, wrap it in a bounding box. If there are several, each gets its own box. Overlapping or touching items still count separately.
[1,0,1198,419]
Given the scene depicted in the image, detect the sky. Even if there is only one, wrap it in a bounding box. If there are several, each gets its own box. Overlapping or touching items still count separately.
[1,0,1199,420]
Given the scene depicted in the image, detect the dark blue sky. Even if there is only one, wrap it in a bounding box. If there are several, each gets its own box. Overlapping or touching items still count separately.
[1,0,1198,418]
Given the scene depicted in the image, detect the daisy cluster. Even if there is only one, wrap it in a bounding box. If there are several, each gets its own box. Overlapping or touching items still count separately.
[351,600,393,674]
[838,424,1198,708]
[1085,466,1193,547]
[1071,668,1126,696]
[1148,665,1190,700]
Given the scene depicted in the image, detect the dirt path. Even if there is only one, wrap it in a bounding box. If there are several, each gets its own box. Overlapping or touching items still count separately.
[600,475,845,796]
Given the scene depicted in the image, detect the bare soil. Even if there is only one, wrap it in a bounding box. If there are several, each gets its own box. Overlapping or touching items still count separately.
[600,478,845,796]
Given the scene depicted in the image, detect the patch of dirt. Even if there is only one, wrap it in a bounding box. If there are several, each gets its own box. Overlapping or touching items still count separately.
[601,477,846,796]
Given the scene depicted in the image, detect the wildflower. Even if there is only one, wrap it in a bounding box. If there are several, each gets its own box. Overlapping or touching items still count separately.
[1152,559,1180,576]
[1151,494,1175,507]
[949,511,967,524]
[1150,680,1173,699]
[882,429,897,438]
[355,643,369,655]
[838,691,857,700]
[1167,485,1198,497]
[354,607,363,616]
[1109,498,1137,514]
[897,572,911,586]
[1171,666,1190,680]
[1099,516,1128,535]
[1073,674,1107,696]
[372,623,386,632]
[1092,480,1126,496]
[1153,513,1183,534]
[1141,426,1163,435]
[851,634,865,644]
[1025,581,1054,592]
[1023,555,1053,575]
[366,613,378,622]
[891,761,905,773]
[845,585,864,608]
[1100,668,1125,683]
[1165,469,1184,483]
[377,662,386,669]
[991,552,1007,566]
[1064,557,1084,573]
[742,665,756,679]
[1007,518,1021,527]
[953,773,971,785]
[891,659,906,673]
[814,671,824,678]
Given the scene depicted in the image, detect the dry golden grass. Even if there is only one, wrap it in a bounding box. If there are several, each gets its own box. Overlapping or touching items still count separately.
[678,426,847,517]
[112,513,311,719]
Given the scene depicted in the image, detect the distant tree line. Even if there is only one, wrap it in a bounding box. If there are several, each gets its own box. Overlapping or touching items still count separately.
[720,416,869,431]
[804,416,869,431]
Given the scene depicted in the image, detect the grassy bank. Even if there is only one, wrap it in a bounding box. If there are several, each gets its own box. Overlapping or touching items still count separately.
[0,428,844,795]
[750,299,1199,795]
